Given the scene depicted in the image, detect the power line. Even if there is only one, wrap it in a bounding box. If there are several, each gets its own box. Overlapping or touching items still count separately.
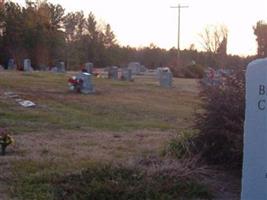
[170,3,189,66]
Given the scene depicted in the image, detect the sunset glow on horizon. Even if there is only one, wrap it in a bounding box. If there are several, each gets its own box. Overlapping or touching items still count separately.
[13,0,267,56]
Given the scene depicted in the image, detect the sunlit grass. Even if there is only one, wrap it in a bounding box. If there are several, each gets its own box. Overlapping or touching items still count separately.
[0,71,199,133]
[0,71,205,199]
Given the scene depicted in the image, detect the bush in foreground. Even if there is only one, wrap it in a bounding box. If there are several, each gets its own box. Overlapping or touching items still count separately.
[11,159,212,200]
[194,67,245,167]
[53,164,212,200]
[165,67,245,168]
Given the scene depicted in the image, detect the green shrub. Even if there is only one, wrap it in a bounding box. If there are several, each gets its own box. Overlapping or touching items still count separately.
[181,64,206,78]
[193,67,245,167]
[53,164,212,200]
[164,130,198,159]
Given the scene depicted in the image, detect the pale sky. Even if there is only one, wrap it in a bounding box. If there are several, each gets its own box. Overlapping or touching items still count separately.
[12,0,267,56]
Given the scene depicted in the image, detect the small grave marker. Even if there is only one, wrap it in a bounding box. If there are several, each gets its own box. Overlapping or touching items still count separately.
[85,62,93,73]
[57,61,65,72]
[128,62,141,75]
[108,66,118,80]
[23,59,33,71]
[159,70,173,88]
[51,61,65,73]
[121,68,133,81]
[8,59,16,70]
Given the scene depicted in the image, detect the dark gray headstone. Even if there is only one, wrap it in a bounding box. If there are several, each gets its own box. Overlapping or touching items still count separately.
[108,66,118,80]
[241,58,267,199]
[52,62,65,73]
[160,71,173,88]
[57,62,65,73]
[8,59,16,70]
[122,68,132,81]
[140,65,147,72]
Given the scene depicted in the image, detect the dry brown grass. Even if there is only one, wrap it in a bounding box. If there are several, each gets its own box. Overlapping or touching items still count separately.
[0,71,240,199]
[0,71,202,199]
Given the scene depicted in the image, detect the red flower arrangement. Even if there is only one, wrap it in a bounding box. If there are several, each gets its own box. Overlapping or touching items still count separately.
[68,76,83,93]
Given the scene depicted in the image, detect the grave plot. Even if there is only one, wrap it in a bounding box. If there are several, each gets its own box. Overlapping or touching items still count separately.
[4,91,36,108]
[68,72,95,94]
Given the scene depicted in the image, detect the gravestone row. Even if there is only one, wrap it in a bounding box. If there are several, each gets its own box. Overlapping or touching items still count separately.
[7,58,33,71]
[107,66,133,81]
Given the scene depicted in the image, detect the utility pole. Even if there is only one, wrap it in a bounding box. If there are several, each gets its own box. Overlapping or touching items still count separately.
[170,3,188,66]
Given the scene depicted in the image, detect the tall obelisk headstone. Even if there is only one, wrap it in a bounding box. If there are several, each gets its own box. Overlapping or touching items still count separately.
[242,58,267,199]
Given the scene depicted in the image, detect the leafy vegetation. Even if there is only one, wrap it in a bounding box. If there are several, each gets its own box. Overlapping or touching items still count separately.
[164,68,245,168]
[10,160,212,200]
[193,67,245,167]
[164,130,198,159]
[0,1,251,73]
[53,164,212,200]
[180,63,206,78]
[164,67,245,169]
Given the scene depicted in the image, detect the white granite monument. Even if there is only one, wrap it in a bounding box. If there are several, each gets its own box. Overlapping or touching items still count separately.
[242,58,267,199]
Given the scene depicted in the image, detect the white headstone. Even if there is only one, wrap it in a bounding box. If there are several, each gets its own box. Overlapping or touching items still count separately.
[242,58,267,199]
[24,59,33,71]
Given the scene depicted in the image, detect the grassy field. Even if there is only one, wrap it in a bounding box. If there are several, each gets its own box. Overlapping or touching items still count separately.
[0,71,238,199]
[0,71,199,133]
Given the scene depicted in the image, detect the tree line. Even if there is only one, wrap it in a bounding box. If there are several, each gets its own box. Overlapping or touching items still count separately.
[0,0,259,73]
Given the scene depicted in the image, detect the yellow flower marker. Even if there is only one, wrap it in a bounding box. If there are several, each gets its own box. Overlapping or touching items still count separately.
[0,128,14,156]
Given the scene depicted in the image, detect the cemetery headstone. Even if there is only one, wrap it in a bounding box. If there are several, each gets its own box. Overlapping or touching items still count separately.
[69,72,95,94]
[85,62,93,74]
[140,65,147,73]
[57,61,65,73]
[242,58,267,199]
[8,59,16,70]
[128,62,141,75]
[108,66,118,80]
[51,62,65,73]
[159,70,172,88]
[39,64,47,71]
[23,59,33,71]
[121,68,132,81]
